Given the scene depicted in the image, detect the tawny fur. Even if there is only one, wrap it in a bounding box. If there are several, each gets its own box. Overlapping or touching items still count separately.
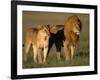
[24,25,50,64]
[64,15,82,62]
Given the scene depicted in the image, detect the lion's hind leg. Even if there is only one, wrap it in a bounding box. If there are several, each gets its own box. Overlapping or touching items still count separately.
[24,42,31,62]
[55,45,61,61]
[32,46,38,64]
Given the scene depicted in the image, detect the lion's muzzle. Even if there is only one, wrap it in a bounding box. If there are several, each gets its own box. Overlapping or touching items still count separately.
[75,32,80,35]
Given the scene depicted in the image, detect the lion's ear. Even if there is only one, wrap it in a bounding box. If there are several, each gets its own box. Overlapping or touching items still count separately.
[46,24,50,31]
[43,25,50,31]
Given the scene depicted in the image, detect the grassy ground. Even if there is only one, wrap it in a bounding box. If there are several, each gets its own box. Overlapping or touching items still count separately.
[23,50,89,69]
[22,12,89,69]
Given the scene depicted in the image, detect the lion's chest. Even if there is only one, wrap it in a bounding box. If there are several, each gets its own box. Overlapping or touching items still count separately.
[36,33,49,48]
[70,31,79,45]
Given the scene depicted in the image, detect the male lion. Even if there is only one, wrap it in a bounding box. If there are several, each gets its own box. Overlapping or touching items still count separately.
[24,25,50,64]
[64,15,82,62]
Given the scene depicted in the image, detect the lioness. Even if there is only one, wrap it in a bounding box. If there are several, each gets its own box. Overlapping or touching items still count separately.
[64,15,82,62]
[24,25,50,64]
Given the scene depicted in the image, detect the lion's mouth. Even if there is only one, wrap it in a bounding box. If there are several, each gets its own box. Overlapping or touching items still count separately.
[75,32,80,35]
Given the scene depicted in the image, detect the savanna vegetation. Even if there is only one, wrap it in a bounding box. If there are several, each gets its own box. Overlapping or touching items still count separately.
[22,11,89,69]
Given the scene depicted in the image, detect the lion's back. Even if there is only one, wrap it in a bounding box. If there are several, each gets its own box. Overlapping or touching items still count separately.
[25,28,38,44]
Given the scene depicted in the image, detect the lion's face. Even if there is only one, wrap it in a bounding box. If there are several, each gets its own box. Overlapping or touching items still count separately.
[72,22,81,35]
[37,25,50,47]
[43,25,50,36]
